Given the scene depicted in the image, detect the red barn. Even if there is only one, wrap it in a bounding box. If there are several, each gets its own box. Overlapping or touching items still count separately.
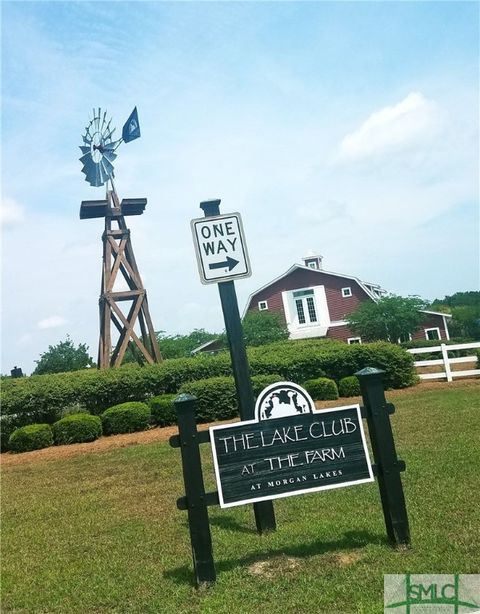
[243,255,451,344]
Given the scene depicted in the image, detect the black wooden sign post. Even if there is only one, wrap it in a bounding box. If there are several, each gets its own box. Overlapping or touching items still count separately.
[174,393,216,585]
[199,199,276,534]
[356,367,411,547]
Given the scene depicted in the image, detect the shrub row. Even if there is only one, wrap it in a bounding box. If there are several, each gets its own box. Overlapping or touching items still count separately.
[7,403,153,453]
[5,371,365,452]
[1,340,415,430]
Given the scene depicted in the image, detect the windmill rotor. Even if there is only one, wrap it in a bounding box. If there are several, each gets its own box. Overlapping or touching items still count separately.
[79,107,141,188]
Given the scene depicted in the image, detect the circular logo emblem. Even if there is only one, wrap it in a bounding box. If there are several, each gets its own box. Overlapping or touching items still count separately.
[255,381,315,421]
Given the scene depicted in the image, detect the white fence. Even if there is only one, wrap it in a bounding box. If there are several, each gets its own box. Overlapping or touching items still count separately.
[407,342,480,382]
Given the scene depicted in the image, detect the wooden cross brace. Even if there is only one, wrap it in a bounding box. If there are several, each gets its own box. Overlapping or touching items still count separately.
[81,189,162,368]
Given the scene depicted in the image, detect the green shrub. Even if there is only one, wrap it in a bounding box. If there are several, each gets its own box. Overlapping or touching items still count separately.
[178,377,237,422]
[8,424,53,453]
[101,402,151,435]
[1,417,15,452]
[251,373,283,397]
[338,376,361,398]
[148,394,176,426]
[303,377,339,401]
[53,413,102,445]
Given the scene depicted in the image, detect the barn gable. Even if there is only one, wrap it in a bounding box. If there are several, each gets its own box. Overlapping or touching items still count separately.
[243,257,450,343]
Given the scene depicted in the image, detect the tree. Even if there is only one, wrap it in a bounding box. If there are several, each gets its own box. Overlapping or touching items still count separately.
[33,336,95,375]
[430,291,480,339]
[156,329,219,359]
[242,310,289,346]
[346,295,427,343]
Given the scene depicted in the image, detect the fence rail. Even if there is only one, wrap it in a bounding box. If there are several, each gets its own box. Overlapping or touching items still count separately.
[407,342,480,382]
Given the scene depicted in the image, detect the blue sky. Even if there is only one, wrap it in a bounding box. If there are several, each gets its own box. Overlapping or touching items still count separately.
[2,1,479,373]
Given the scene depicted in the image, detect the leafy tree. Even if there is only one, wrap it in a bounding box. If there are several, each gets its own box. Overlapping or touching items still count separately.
[242,310,289,346]
[431,291,480,308]
[33,336,95,375]
[430,291,480,339]
[156,329,218,359]
[346,295,427,343]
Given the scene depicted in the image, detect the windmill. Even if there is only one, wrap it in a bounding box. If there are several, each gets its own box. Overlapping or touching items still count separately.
[79,107,162,368]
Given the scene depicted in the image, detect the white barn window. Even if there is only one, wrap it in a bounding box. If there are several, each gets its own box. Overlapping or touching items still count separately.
[258,300,268,311]
[342,287,352,298]
[425,327,441,341]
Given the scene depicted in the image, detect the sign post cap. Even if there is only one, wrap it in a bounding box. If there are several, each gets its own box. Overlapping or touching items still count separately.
[200,200,221,216]
[355,367,385,378]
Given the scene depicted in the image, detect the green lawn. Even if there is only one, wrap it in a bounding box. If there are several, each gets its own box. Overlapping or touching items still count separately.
[2,383,479,613]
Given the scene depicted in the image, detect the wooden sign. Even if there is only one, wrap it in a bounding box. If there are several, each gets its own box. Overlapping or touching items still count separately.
[210,382,374,508]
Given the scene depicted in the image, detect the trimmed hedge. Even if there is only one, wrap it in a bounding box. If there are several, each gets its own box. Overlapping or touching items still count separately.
[101,402,151,435]
[148,394,176,426]
[1,414,33,453]
[178,377,237,422]
[251,373,283,397]
[8,424,53,453]
[178,374,286,424]
[303,377,339,401]
[52,413,102,445]
[0,340,415,433]
[338,376,361,398]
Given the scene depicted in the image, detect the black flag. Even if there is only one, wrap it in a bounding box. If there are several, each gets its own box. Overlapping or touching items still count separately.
[122,107,141,143]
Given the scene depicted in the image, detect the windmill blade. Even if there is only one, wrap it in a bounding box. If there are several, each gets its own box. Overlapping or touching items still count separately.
[79,152,93,165]
[102,150,117,163]
[81,158,97,182]
[103,140,116,152]
[103,127,116,144]
[101,157,114,177]
[79,145,90,155]
[94,163,102,187]
[99,164,109,185]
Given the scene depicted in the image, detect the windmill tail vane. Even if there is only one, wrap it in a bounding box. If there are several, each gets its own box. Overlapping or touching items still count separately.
[79,107,141,188]
[122,107,140,143]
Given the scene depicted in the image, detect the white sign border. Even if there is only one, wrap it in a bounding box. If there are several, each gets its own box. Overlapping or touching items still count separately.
[209,396,374,509]
[190,212,252,285]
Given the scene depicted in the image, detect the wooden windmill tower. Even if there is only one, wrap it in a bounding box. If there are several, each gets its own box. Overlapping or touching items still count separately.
[79,108,162,368]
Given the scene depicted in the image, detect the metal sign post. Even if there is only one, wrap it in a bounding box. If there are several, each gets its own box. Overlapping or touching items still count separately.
[196,199,276,534]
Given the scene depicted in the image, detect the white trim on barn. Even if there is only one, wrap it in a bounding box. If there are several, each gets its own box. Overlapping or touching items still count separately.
[281,284,330,339]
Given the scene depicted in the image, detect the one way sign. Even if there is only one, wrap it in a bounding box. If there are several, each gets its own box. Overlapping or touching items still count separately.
[191,212,251,284]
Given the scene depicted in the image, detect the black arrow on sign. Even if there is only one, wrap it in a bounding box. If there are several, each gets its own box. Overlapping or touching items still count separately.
[209,256,239,271]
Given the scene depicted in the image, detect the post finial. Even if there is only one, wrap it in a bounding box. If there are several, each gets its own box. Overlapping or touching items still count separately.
[200,200,221,217]
[355,367,385,378]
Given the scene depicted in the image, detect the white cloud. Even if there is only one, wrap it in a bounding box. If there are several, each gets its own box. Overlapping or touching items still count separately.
[37,316,67,330]
[0,197,25,227]
[337,92,441,161]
